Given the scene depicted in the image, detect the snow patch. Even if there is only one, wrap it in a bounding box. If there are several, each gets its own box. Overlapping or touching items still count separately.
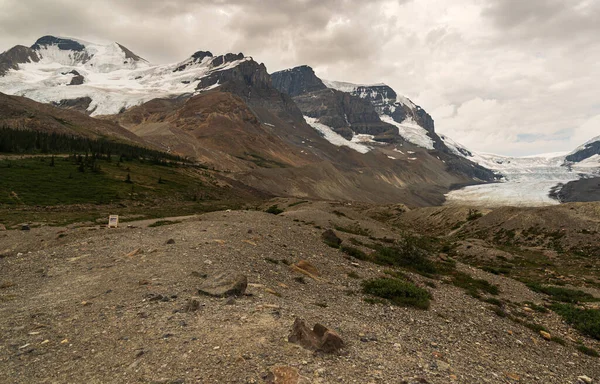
[303,116,371,154]
[379,115,434,150]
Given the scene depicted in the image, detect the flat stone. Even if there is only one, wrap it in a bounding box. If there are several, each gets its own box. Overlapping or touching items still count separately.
[198,273,247,297]
[295,260,320,276]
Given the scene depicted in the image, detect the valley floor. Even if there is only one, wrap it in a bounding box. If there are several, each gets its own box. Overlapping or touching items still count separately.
[1,201,599,383]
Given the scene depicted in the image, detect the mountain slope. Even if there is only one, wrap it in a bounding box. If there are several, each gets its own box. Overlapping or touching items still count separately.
[0,91,146,145]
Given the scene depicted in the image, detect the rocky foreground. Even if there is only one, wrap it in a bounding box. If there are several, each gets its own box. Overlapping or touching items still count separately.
[0,202,599,383]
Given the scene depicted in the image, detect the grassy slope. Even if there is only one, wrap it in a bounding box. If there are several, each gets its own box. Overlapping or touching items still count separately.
[0,156,263,227]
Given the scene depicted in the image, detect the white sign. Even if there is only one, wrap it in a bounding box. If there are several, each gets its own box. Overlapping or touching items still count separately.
[108,215,119,228]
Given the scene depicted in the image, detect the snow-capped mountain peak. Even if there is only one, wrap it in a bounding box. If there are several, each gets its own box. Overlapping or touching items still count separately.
[0,36,253,115]
[30,36,149,72]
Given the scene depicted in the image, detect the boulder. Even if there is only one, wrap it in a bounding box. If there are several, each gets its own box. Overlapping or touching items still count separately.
[321,229,341,247]
[198,273,247,297]
[288,318,344,354]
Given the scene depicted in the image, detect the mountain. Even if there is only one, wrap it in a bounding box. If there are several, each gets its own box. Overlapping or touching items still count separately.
[0,35,523,206]
[271,65,497,182]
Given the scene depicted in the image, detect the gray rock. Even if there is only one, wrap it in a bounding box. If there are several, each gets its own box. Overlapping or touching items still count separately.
[198,273,247,297]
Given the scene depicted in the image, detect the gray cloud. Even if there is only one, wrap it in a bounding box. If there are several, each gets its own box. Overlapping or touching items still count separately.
[0,0,598,156]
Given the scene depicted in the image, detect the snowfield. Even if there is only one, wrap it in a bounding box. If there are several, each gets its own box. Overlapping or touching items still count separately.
[0,38,250,116]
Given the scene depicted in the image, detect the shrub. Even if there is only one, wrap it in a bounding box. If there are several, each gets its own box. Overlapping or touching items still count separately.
[148,220,181,228]
[334,224,370,236]
[340,245,369,260]
[467,209,483,221]
[362,278,431,310]
[527,283,599,304]
[551,304,600,340]
[347,271,360,279]
[371,240,437,276]
[266,205,284,215]
[451,271,499,296]
[577,345,599,357]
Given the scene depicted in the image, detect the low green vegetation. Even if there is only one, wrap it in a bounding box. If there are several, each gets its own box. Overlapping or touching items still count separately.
[340,245,368,260]
[265,205,284,215]
[370,240,438,276]
[148,220,182,228]
[334,224,371,236]
[450,271,499,298]
[527,283,599,304]
[577,344,599,357]
[551,304,600,340]
[0,156,257,227]
[287,200,308,208]
[362,278,431,310]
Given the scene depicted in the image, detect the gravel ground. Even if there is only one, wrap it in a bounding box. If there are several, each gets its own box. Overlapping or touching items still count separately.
[1,209,599,383]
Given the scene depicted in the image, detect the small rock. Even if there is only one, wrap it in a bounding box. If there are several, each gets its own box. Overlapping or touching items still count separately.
[183,299,201,312]
[225,297,236,305]
[578,376,593,384]
[0,224,6,231]
[321,229,342,246]
[265,288,280,296]
[166,239,175,244]
[198,273,247,297]
[288,318,345,354]
[539,331,552,340]
[126,248,141,257]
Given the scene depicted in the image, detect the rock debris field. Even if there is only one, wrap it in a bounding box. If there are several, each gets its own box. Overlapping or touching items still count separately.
[0,208,599,383]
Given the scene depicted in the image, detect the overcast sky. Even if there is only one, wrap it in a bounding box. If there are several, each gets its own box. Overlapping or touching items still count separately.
[1,0,599,156]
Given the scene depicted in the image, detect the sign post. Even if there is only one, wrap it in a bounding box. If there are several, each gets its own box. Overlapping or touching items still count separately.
[108,215,119,228]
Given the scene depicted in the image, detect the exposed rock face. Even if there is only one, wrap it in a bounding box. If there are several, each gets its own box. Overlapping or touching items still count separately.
[565,137,600,163]
[173,51,214,72]
[0,45,40,75]
[210,53,244,68]
[271,65,327,97]
[336,83,436,135]
[52,97,93,114]
[272,66,398,141]
[67,70,85,86]
[116,43,146,62]
[31,36,86,52]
